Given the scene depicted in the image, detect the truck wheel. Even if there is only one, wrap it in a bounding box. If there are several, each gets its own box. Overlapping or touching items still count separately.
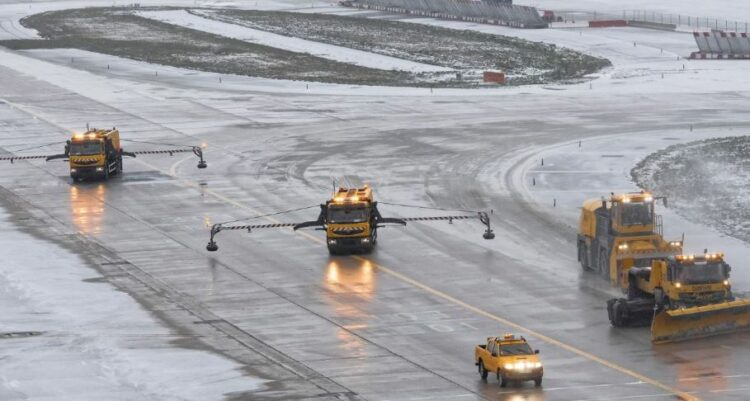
[598,249,609,278]
[578,243,590,271]
[534,377,542,387]
[478,361,488,380]
[496,370,506,386]
[611,298,628,327]
[654,288,665,308]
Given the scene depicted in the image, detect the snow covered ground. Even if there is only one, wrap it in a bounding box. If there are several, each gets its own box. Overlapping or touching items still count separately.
[0,207,265,400]
[2,1,750,400]
[138,9,451,73]
[633,136,750,255]
[515,128,750,290]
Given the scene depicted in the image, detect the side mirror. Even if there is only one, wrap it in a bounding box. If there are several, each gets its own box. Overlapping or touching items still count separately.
[491,352,498,357]
[534,349,540,354]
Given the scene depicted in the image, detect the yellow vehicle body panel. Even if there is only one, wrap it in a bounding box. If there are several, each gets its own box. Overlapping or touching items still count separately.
[652,298,750,343]
[610,235,680,288]
[327,222,371,239]
[579,199,605,238]
[69,153,105,168]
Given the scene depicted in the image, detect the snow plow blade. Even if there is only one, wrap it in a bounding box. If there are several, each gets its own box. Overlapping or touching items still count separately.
[651,298,750,344]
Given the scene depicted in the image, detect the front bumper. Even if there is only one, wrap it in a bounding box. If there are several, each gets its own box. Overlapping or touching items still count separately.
[327,237,371,251]
[501,368,543,381]
[70,166,105,179]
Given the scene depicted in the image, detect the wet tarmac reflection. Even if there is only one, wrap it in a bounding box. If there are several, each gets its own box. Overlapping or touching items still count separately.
[69,183,106,235]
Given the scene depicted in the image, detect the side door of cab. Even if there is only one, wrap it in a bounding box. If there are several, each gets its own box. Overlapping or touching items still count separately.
[487,341,499,372]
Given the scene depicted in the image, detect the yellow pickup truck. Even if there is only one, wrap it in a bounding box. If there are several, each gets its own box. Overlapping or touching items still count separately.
[474,334,543,387]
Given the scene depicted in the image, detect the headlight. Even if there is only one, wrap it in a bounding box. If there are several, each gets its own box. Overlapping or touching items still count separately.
[534,362,542,368]
[70,168,77,172]
[675,282,682,288]
[361,237,370,243]
[327,239,337,245]
[504,364,513,370]
[724,280,730,286]
[618,243,628,250]
[95,167,104,172]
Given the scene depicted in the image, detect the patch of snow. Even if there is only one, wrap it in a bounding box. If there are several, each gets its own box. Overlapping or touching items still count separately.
[137,9,452,73]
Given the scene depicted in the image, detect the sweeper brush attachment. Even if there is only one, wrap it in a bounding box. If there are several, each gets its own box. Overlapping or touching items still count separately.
[651,298,750,344]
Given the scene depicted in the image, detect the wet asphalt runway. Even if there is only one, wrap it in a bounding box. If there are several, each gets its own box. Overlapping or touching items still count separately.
[1,20,750,401]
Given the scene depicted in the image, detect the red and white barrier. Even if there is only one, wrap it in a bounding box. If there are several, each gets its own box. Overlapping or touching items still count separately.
[690,30,750,59]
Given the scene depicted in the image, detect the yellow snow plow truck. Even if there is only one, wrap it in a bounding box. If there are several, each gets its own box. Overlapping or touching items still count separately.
[577,191,682,287]
[62,128,126,180]
[205,185,495,254]
[607,253,750,343]
[0,127,207,181]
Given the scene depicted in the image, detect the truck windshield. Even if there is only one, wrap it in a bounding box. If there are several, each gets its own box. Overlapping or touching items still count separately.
[500,343,534,356]
[328,207,368,224]
[69,141,102,155]
[674,262,727,285]
[620,202,653,226]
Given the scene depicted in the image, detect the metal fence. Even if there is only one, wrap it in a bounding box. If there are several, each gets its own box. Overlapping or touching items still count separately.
[346,0,547,29]
[623,10,750,32]
[553,9,750,33]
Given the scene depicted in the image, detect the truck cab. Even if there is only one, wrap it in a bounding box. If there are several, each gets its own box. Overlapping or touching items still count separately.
[325,186,376,254]
[630,253,733,308]
[68,128,123,181]
[474,334,543,387]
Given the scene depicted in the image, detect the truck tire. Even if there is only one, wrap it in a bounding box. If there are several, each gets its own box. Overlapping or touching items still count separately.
[478,361,488,380]
[608,298,628,327]
[627,279,648,299]
[496,370,508,387]
[598,249,609,278]
[654,288,665,308]
[578,242,591,271]
[534,377,542,387]
[362,240,374,254]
